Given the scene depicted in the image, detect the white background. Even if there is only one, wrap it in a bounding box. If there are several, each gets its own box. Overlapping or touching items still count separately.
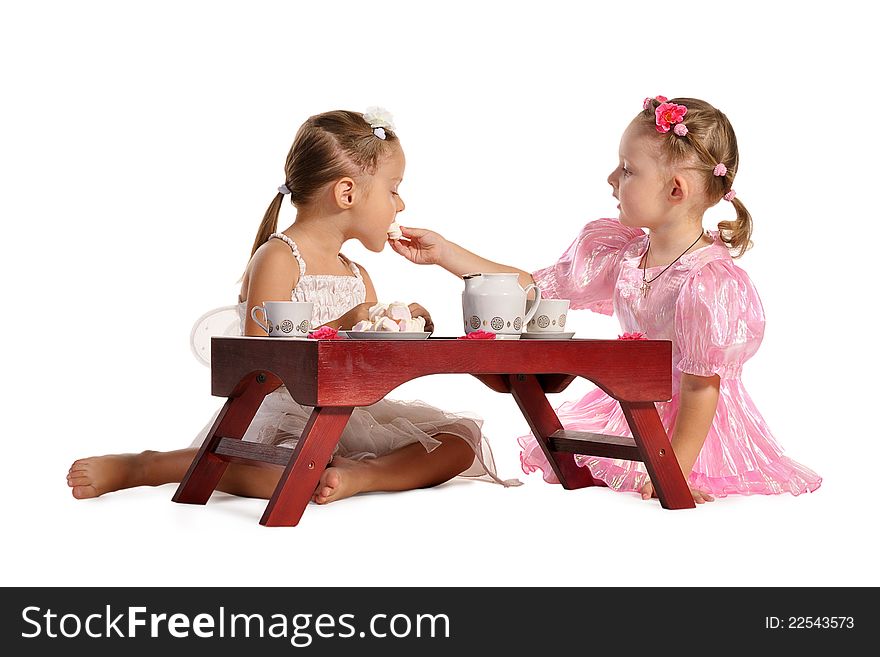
[2,0,877,586]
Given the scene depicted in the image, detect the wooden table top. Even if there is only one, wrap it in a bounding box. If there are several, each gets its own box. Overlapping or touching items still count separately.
[210,336,672,407]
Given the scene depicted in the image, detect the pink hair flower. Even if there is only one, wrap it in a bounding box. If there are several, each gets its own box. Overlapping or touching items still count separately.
[673,123,689,136]
[713,163,728,177]
[457,330,497,340]
[655,102,688,133]
[723,189,737,202]
[308,326,343,340]
[618,331,647,340]
[643,95,668,110]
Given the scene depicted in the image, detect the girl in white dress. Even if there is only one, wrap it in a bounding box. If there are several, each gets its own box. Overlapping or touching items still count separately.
[67,108,516,505]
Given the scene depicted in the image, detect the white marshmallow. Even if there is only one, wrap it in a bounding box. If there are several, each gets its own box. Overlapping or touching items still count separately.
[373,317,400,331]
[351,320,372,332]
[387,220,402,240]
[387,302,411,321]
[368,303,389,322]
[397,317,426,332]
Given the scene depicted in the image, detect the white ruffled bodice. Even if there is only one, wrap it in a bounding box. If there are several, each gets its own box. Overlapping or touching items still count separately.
[190,233,367,366]
[235,232,367,329]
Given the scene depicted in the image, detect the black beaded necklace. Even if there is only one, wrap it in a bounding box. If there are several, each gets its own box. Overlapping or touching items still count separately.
[640,230,705,298]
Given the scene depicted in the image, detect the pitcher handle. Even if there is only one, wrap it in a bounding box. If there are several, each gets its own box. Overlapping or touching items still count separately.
[250,305,271,335]
[522,284,542,324]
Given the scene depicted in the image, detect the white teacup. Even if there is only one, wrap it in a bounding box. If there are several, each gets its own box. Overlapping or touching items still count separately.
[526,299,571,333]
[251,301,314,338]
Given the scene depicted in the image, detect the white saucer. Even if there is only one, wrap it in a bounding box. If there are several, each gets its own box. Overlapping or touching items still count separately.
[341,331,432,340]
[520,331,575,340]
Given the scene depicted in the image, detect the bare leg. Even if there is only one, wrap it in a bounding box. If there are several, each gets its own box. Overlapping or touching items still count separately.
[67,449,283,500]
[68,433,474,504]
[313,433,475,504]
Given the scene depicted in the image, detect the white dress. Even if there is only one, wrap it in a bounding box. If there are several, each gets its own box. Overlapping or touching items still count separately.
[190,232,519,486]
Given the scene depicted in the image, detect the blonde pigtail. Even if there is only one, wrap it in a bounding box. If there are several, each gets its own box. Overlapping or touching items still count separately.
[718,197,753,258]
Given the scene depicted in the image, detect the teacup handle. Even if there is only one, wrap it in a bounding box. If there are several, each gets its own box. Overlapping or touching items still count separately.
[522,284,542,324]
[250,305,271,335]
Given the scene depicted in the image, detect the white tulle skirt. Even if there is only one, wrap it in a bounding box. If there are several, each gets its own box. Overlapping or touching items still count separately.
[192,386,520,486]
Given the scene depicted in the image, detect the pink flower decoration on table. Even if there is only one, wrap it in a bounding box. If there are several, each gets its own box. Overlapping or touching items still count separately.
[655,102,687,133]
[723,189,737,202]
[457,330,497,340]
[308,326,343,340]
[713,163,728,177]
[643,95,668,110]
[673,123,688,136]
[617,332,647,340]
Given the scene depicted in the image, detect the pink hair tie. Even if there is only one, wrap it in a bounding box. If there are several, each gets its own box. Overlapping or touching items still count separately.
[673,123,688,136]
[643,95,668,110]
[723,189,736,202]
[713,163,727,177]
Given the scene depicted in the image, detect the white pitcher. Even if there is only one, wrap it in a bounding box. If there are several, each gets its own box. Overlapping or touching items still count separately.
[462,273,542,339]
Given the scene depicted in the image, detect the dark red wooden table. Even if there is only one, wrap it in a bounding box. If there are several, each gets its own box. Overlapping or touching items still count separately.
[173,336,694,526]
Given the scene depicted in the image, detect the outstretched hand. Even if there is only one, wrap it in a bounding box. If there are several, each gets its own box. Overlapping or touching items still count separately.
[640,480,715,505]
[389,226,448,266]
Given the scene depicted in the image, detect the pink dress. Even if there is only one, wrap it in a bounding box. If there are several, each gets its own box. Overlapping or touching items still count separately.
[518,219,821,497]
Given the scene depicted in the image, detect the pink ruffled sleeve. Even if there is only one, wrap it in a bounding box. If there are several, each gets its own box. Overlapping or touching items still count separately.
[531,219,644,315]
[675,260,765,378]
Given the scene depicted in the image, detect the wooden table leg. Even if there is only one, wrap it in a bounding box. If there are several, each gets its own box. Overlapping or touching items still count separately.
[260,406,354,527]
[508,374,598,490]
[620,401,694,510]
[173,372,280,505]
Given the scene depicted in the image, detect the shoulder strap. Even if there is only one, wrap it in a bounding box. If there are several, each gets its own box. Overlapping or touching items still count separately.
[269,232,307,277]
[338,253,362,279]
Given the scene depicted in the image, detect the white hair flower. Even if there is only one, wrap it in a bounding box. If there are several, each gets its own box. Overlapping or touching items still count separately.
[363,106,395,139]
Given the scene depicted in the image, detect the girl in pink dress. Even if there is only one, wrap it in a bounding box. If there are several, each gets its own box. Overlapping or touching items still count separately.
[392,96,821,503]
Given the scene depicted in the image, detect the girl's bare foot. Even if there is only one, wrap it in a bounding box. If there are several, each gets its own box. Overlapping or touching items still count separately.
[67,452,154,499]
[639,481,714,504]
[312,456,372,505]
